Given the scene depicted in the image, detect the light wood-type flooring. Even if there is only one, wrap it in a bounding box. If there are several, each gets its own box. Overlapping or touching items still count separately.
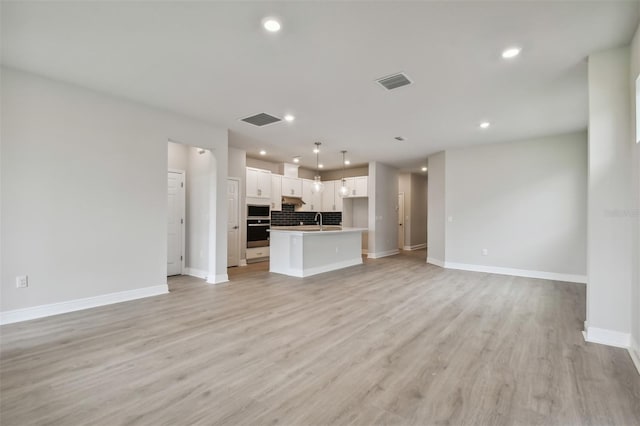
[1,250,639,425]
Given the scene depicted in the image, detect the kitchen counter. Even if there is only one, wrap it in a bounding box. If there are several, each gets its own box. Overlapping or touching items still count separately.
[269,227,366,277]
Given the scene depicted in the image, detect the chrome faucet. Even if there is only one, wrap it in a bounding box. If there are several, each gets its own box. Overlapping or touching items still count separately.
[314,212,323,230]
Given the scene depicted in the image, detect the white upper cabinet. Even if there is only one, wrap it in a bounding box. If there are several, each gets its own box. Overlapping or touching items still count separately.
[301,179,322,212]
[281,176,302,197]
[321,180,344,212]
[354,176,368,197]
[271,174,282,211]
[342,176,368,197]
[246,167,271,199]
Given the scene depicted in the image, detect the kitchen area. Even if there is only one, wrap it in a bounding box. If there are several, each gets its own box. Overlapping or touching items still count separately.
[242,160,369,277]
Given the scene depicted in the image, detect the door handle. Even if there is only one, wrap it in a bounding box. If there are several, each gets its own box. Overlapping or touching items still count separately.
[233,226,238,229]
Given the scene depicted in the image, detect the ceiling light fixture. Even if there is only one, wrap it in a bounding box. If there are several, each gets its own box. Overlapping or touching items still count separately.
[338,151,351,198]
[501,47,521,59]
[421,166,427,172]
[311,142,324,193]
[318,164,324,169]
[284,114,295,122]
[263,18,281,32]
[344,160,351,165]
[293,156,300,163]
[479,121,491,129]
[259,150,267,155]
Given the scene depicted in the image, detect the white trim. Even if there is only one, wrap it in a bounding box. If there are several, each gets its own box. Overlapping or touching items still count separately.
[239,259,248,267]
[442,261,587,284]
[582,327,631,349]
[271,258,363,278]
[0,285,169,325]
[403,243,426,251]
[184,267,208,280]
[207,274,229,284]
[367,249,400,259]
[629,336,640,375]
[426,257,445,267]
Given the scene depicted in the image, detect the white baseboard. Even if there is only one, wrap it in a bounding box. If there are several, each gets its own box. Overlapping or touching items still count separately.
[403,243,426,251]
[207,274,229,285]
[426,257,445,267]
[442,261,587,284]
[367,249,400,259]
[239,259,247,267]
[629,336,640,375]
[582,327,631,349]
[184,267,208,279]
[0,285,169,325]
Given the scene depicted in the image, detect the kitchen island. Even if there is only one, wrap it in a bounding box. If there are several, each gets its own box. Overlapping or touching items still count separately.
[269,226,366,277]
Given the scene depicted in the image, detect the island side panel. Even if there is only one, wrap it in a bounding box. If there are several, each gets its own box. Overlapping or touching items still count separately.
[301,232,363,277]
[269,232,305,277]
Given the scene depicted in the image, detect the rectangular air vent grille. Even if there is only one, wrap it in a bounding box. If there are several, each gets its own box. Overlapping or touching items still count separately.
[376,73,412,90]
[241,113,282,127]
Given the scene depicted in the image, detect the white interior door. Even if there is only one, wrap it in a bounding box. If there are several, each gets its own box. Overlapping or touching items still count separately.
[227,178,240,267]
[168,171,185,276]
[398,193,405,250]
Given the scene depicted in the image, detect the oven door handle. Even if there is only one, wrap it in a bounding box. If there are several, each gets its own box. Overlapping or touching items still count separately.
[248,224,270,227]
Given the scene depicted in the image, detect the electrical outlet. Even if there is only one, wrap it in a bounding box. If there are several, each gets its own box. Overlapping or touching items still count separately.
[16,275,28,288]
[481,248,488,256]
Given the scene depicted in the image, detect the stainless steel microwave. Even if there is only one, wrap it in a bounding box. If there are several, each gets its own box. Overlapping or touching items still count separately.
[247,204,270,218]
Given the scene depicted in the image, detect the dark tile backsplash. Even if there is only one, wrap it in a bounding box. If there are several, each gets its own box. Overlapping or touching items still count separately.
[271,204,342,226]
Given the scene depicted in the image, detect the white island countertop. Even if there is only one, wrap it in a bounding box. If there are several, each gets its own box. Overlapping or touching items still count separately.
[269,226,366,277]
[270,226,366,234]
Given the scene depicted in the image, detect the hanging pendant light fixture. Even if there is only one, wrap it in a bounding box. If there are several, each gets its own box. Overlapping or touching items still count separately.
[311,142,324,193]
[338,150,350,198]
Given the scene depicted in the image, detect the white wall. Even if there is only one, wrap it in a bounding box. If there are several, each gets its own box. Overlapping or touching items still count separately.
[168,141,188,171]
[0,68,228,318]
[368,162,399,258]
[586,47,633,346]
[427,152,446,264]
[445,132,587,277]
[228,147,247,263]
[630,22,640,365]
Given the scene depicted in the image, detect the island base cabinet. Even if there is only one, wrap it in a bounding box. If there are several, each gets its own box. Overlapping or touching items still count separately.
[269,230,363,277]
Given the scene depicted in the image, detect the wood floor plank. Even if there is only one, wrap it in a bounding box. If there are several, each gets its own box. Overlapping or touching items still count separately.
[1,251,638,425]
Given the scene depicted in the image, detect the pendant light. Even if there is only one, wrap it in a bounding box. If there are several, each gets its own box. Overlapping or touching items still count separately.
[311,142,324,193]
[338,150,350,197]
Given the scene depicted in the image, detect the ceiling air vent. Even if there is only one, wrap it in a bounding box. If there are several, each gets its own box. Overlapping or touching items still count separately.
[376,72,412,90]
[240,113,282,127]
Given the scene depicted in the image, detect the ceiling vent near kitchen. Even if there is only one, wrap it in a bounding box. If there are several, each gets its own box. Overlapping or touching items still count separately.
[240,113,282,127]
[376,72,412,91]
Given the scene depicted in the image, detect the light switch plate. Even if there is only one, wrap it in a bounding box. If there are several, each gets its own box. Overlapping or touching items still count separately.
[16,275,28,288]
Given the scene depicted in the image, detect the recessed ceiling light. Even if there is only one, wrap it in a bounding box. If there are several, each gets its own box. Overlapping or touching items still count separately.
[263,19,281,32]
[344,160,351,165]
[479,121,491,129]
[293,157,300,163]
[318,164,324,169]
[259,150,267,155]
[284,114,295,122]
[421,166,428,172]
[501,47,521,59]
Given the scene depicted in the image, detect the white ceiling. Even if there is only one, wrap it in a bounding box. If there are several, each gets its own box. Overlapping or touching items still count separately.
[2,1,638,172]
